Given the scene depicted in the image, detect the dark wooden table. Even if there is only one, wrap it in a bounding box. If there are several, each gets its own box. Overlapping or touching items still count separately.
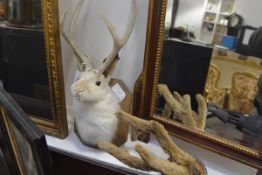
[50,150,136,175]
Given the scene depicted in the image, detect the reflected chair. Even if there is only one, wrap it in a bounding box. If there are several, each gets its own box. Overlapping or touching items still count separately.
[204,64,228,108]
[227,72,258,115]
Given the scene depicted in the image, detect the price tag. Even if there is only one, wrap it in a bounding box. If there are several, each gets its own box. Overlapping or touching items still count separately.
[112,83,126,102]
[74,70,82,83]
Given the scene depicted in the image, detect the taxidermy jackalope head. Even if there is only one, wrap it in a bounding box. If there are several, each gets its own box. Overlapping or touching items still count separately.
[61,0,136,147]
[61,2,206,174]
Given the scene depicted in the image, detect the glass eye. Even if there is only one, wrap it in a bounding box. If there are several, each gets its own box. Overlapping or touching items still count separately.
[96,81,101,86]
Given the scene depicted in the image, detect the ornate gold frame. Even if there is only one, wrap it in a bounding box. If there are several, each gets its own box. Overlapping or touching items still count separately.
[29,0,68,138]
[0,109,25,175]
[134,0,262,170]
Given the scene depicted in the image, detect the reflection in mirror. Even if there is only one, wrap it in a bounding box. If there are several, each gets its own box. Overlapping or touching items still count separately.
[155,0,262,153]
[0,1,51,120]
[204,49,262,150]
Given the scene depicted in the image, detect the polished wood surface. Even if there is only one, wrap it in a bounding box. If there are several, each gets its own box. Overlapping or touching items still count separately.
[206,117,262,151]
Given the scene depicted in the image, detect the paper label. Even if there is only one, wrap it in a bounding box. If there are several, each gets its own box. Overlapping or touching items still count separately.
[74,70,82,83]
[112,83,126,102]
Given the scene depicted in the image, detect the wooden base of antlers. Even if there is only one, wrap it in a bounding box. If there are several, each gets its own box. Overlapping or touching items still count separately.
[98,110,207,175]
[158,84,207,131]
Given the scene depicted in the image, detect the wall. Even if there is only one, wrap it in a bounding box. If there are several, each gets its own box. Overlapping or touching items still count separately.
[235,0,262,28]
[174,0,206,40]
[58,0,149,106]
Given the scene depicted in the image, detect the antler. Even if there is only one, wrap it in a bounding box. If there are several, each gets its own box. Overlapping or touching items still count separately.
[98,110,205,175]
[61,0,94,71]
[158,84,207,131]
[98,0,136,75]
[61,0,136,74]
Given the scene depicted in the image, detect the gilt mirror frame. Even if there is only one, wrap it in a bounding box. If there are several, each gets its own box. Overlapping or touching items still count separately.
[27,0,68,138]
[133,0,262,170]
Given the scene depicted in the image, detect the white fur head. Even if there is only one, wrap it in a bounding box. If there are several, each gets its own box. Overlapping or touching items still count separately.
[71,70,111,102]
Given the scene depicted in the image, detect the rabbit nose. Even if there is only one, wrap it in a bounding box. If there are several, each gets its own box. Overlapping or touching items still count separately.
[77,88,85,92]
[72,86,84,95]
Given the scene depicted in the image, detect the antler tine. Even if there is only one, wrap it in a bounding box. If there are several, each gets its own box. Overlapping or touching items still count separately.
[99,0,136,73]
[69,0,84,35]
[61,0,94,71]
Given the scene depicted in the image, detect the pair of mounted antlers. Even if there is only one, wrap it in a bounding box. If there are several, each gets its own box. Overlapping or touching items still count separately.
[96,86,207,174]
[98,110,205,175]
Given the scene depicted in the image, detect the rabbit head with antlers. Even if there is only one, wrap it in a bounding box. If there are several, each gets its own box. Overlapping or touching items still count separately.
[61,0,136,147]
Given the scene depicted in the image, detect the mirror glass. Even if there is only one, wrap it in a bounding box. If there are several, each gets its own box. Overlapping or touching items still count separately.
[0,0,52,120]
[155,0,262,151]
